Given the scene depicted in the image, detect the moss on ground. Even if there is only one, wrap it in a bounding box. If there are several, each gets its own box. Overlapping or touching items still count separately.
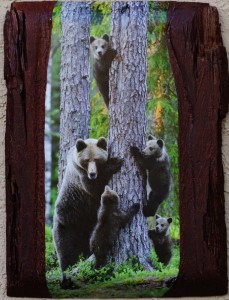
[46,244,179,298]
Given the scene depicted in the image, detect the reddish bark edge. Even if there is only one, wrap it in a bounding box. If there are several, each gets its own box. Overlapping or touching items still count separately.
[4,2,56,297]
[4,1,229,298]
[165,2,228,297]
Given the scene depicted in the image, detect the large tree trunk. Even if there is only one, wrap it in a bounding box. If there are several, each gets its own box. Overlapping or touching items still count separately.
[109,2,152,269]
[45,52,52,224]
[59,2,91,188]
[165,3,228,296]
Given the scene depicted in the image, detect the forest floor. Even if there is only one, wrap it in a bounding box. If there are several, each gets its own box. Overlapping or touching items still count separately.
[46,232,180,298]
[47,274,174,298]
[46,225,180,298]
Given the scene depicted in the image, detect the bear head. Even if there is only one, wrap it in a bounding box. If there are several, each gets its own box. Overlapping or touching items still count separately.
[90,34,109,60]
[143,135,164,158]
[101,185,119,208]
[76,137,108,180]
[155,214,172,235]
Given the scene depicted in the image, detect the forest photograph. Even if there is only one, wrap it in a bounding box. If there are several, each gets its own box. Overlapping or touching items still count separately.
[44,1,180,298]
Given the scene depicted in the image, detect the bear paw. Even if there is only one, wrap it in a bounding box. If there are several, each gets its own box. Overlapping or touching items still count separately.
[131,203,140,214]
[106,157,124,174]
[60,277,74,290]
[130,146,141,157]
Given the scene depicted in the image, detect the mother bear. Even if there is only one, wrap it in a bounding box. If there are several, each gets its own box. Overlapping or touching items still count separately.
[53,137,122,287]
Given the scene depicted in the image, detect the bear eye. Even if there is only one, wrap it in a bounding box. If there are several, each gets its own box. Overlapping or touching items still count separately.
[101,45,104,49]
[161,224,164,227]
[149,147,153,151]
[95,46,98,49]
[156,222,158,226]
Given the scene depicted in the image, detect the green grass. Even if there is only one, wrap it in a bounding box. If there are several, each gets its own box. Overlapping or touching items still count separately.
[46,225,180,298]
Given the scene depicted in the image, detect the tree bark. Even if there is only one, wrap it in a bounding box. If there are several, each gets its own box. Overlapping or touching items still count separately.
[165,2,228,296]
[109,2,152,269]
[45,52,52,224]
[4,2,55,297]
[59,2,91,188]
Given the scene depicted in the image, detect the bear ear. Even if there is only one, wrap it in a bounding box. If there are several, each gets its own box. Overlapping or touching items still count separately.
[90,36,95,44]
[157,139,164,148]
[102,34,109,43]
[97,137,107,151]
[105,185,112,193]
[156,214,160,219]
[167,217,173,224]
[76,139,87,152]
[148,135,156,141]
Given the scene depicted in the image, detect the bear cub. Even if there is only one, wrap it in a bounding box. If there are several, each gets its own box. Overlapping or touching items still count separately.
[90,34,117,108]
[130,135,172,217]
[148,215,173,266]
[90,185,140,269]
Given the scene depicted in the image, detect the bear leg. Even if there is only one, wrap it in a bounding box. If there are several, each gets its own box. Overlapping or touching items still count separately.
[143,191,162,217]
[53,222,90,287]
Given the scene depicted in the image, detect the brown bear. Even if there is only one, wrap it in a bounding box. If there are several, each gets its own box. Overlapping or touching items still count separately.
[130,135,172,217]
[90,34,117,108]
[90,185,140,269]
[53,137,122,288]
[148,215,173,266]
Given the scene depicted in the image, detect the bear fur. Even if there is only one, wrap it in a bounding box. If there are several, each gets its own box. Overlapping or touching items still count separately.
[130,135,172,217]
[90,34,117,108]
[53,137,123,287]
[148,215,173,266]
[90,186,140,269]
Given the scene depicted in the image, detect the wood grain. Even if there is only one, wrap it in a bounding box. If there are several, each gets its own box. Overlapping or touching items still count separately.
[4,2,55,297]
[166,2,229,296]
[3,1,229,297]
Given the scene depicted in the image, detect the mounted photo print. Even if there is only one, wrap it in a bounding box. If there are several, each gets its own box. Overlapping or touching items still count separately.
[4,1,229,298]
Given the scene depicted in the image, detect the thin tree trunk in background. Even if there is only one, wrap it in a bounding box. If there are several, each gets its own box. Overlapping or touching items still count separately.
[109,2,152,269]
[45,52,52,224]
[59,2,91,189]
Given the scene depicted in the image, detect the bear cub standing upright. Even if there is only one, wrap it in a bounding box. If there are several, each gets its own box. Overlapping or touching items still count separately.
[130,135,172,217]
[90,185,140,269]
[53,137,123,288]
[148,215,173,265]
[90,34,117,108]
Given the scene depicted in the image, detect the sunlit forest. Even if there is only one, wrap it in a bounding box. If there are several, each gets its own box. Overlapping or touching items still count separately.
[45,2,179,298]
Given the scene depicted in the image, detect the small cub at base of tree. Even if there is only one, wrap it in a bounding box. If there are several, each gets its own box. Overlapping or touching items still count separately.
[130,135,172,217]
[90,185,140,269]
[148,215,173,266]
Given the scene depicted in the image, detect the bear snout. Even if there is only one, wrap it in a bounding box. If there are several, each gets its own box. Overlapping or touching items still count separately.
[88,161,98,180]
[89,172,97,180]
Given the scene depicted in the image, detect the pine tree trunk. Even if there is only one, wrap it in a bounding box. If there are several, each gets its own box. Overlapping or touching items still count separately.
[109,2,152,269]
[59,2,91,188]
[45,52,52,224]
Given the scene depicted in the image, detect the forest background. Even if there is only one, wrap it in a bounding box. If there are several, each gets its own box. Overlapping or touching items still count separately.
[45,2,180,298]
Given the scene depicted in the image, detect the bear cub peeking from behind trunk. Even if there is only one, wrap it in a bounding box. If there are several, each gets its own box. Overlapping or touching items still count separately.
[90,185,140,269]
[53,137,123,288]
[148,215,173,266]
[90,34,117,108]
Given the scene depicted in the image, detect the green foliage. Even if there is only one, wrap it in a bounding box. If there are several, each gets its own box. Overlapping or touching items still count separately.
[46,244,180,298]
[147,4,179,221]
[52,2,62,37]
[45,225,58,271]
